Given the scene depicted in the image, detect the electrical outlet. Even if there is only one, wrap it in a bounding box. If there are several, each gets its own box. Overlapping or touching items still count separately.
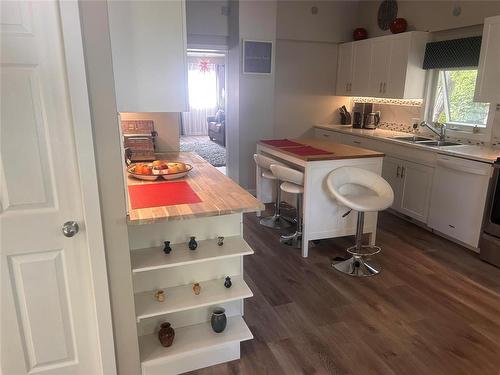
[496,103,500,111]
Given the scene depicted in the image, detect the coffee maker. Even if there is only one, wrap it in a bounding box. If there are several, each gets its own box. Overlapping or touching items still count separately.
[352,102,375,129]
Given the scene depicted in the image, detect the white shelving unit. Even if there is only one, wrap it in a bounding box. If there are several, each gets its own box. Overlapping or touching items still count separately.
[139,316,253,365]
[134,275,253,321]
[127,215,255,374]
[131,236,254,273]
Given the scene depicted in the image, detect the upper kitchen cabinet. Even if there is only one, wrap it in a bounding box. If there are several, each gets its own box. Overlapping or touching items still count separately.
[475,15,500,104]
[336,31,429,99]
[107,0,188,112]
[336,40,371,96]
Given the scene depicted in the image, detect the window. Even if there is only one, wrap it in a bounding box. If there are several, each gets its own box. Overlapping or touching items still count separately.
[429,68,490,128]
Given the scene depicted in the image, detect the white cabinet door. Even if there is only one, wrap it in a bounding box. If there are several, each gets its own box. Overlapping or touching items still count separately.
[351,40,372,95]
[385,35,410,98]
[382,156,403,211]
[475,15,500,104]
[368,38,390,97]
[1,1,109,374]
[336,43,353,96]
[107,0,188,112]
[399,161,434,222]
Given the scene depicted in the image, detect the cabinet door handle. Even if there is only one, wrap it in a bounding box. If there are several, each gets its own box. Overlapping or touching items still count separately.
[383,82,386,93]
[401,166,405,179]
[323,134,329,138]
[345,83,348,92]
[353,140,361,144]
[396,165,400,177]
[379,82,382,93]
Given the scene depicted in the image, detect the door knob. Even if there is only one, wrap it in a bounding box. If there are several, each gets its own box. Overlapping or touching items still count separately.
[62,221,79,237]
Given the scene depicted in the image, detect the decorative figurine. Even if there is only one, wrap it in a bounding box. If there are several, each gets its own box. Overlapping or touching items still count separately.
[154,290,166,302]
[192,282,201,295]
[211,308,227,333]
[217,236,224,246]
[188,236,198,250]
[158,322,175,347]
[224,276,232,288]
[163,241,172,254]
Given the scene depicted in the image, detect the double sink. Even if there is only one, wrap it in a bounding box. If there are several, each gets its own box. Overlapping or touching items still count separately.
[390,136,462,147]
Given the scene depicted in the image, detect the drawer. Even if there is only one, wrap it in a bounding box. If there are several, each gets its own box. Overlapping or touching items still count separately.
[315,128,338,141]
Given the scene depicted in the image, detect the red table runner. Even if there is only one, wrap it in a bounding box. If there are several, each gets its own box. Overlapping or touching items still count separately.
[280,145,333,156]
[128,181,201,209]
[260,139,303,147]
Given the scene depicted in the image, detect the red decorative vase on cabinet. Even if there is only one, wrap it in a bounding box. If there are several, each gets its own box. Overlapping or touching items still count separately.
[353,28,368,41]
[390,18,408,34]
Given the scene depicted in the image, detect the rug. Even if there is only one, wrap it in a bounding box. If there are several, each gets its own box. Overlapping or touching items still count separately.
[180,136,226,167]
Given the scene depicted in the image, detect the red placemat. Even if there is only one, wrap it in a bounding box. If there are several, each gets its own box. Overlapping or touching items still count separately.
[280,146,333,156]
[260,139,303,147]
[128,181,201,209]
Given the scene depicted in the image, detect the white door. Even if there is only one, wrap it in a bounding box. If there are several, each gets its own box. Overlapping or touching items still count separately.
[1,2,109,374]
[351,40,372,95]
[399,160,434,222]
[381,156,403,211]
[335,43,353,95]
[368,38,390,97]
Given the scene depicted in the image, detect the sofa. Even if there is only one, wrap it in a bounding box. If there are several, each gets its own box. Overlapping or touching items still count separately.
[207,110,225,147]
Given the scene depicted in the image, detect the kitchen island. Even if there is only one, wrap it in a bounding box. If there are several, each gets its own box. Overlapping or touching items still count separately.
[257,138,385,258]
[125,152,263,375]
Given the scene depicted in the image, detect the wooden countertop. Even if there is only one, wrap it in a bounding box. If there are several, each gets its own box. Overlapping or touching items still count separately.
[258,138,384,161]
[127,152,264,225]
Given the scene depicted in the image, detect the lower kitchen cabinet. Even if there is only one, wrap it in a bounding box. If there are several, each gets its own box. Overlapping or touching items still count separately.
[382,156,434,223]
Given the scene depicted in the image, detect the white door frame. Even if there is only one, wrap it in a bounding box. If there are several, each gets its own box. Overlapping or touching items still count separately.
[58,2,116,374]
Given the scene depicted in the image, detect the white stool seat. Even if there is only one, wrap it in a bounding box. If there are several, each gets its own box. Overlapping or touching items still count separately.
[326,167,393,212]
[262,169,277,180]
[281,181,304,194]
[326,166,394,277]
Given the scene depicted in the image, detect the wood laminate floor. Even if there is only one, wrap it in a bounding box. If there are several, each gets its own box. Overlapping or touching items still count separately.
[189,211,500,375]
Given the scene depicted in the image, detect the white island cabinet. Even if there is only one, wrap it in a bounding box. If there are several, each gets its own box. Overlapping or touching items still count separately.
[107,0,188,112]
[126,152,263,375]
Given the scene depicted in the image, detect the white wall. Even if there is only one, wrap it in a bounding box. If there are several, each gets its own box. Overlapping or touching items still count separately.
[237,0,277,190]
[357,1,500,38]
[274,40,350,139]
[79,1,140,374]
[186,0,229,47]
[277,0,359,42]
[120,112,180,152]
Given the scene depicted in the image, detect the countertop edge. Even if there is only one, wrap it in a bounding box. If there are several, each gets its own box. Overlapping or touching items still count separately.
[314,124,499,164]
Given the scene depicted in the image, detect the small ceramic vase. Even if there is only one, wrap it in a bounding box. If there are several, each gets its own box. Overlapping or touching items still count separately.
[224,276,232,288]
[211,308,227,333]
[163,241,172,254]
[158,322,175,347]
[192,282,201,295]
[217,236,224,246]
[188,236,197,250]
[154,290,165,302]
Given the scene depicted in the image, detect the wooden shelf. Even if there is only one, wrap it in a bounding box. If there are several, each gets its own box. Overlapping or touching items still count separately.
[139,316,253,365]
[131,236,253,273]
[134,276,253,322]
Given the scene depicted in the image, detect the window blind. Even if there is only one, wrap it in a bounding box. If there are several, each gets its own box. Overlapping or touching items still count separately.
[422,36,482,70]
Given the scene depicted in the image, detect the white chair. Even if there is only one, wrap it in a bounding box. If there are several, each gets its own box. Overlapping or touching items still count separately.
[270,164,304,248]
[253,154,290,230]
[326,167,394,277]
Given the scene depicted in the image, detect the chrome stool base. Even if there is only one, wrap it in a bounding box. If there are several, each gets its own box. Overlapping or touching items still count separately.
[332,255,381,277]
[280,230,302,248]
[259,214,291,230]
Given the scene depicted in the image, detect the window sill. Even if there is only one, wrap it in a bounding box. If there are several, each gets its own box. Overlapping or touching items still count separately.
[446,128,490,142]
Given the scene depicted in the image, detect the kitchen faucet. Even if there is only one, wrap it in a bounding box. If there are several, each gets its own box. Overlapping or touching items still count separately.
[420,121,446,141]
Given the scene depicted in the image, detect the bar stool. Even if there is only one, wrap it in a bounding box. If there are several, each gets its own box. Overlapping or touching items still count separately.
[253,154,290,230]
[326,167,394,277]
[270,164,304,248]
